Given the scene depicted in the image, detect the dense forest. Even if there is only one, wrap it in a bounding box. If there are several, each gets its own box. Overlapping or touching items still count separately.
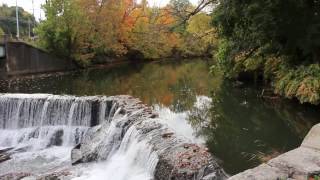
[1,0,320,105]
[35,0,217,66]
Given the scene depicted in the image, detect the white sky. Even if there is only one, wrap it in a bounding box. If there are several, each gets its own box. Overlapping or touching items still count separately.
[0,0,199,21]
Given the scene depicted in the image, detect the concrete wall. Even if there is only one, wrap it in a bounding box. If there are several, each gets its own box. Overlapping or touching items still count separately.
[0,41,76,78]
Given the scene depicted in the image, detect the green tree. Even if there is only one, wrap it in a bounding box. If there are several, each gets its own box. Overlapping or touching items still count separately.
[175,13,217,57]
[213,0,320,65]
[0,4,36,37]
[36,0,82,59]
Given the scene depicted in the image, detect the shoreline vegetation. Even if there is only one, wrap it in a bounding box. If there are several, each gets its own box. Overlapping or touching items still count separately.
[1,0,320,105]
[211,0,320,105]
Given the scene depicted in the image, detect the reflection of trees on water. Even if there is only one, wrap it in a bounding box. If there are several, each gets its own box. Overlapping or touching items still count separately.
[170,77,197,112]
[187,81,317,174]
[262,98,320,140]
[0,60,216,106]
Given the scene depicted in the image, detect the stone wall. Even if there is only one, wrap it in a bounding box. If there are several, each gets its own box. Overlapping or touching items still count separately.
[0,41,76,78]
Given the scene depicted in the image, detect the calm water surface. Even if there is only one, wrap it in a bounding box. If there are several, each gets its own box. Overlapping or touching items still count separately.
[1,59,319,174]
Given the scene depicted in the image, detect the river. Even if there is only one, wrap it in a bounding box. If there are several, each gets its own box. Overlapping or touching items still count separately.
[0,59,319,175]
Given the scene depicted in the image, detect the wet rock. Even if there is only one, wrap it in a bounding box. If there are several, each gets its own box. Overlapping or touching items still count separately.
[0,148,12,164]
[0,172,33,180]
[153,140,227,180]
[0,154,10,163]
[162,132,174,138]
[71,144,82,165]
[150,113,159,119]
[0,148,13,154]
[37,170,72,180]
[48,130,64,147]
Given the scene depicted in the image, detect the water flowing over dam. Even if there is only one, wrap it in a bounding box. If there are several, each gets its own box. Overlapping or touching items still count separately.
[0,94,107,150]
[0,94,225,180]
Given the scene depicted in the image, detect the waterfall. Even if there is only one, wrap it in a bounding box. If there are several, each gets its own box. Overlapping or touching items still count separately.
[0,94,160,180]
[0,94,97,150]
[75,124,159,180]
[0,94,93,129]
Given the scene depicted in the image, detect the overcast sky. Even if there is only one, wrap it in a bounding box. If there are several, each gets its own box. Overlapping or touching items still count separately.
[0,0,199,21]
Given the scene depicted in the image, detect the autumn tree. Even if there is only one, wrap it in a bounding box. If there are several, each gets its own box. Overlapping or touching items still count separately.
[36,0,216,65]
[127,4,180,58]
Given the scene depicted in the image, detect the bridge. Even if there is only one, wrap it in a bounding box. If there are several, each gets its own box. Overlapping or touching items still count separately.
[0,35,76,79]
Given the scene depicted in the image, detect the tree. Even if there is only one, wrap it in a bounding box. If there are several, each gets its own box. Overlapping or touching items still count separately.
[0,4,36,37]
[127,5,180,58]
[169,0,192,19]
[213,0,320,65]
[36,0,82,59]
[36,0,215,65]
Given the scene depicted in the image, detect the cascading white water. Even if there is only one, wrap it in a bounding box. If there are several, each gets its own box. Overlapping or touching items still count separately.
[0,94,160,180]
[75,120,159,180]
[0,94,93,150]
[0,94,92,129]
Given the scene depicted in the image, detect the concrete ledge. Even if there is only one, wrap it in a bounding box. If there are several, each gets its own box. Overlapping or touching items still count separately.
[302,124,320,151]
[228,164,288,180]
